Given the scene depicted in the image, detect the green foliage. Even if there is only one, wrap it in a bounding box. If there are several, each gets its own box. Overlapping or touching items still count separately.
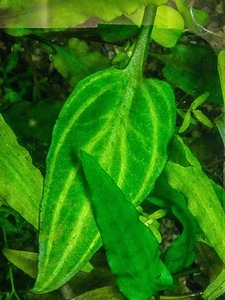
[161,44,223,103]
[0,114,43,229]
[178,92,213,133]
[49,38,110,87]
[152,5,184,48]
[3,249,38,279]
[33,10,176,292]
[0,0,166,27]
[164,135,225,264]
[81,151,173,299]
[148,173,197,274]
[0,2,224,299]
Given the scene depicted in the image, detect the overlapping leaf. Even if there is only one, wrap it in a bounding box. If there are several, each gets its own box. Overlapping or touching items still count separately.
[164,135,225,264]
[0,0,167,28]
[148,173,197,273]
[34,13,176,293]
[0,114,43,229]
[81,151,173,299]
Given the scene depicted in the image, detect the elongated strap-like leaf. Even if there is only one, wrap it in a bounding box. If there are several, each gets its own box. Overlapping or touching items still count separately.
[164,135,225,264]
[34,9,176,293]
[81,151,173,299]
[0,114,43,229]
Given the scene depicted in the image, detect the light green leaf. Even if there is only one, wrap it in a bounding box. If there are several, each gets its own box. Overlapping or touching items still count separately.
[179,110,191,133]
[0,114,43,229]
[218,50,225,106]
[203,268,225,300]
[81,151,173,299]
[34,9,176,293]
[152,5,184,48]
[215,119,225,148]
[191,92,209,111]
[0,0,165,28]
[164,135,225,264]
[3,249,38,278]
[192,110,213,128]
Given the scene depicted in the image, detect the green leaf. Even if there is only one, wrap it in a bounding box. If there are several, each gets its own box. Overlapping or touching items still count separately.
[81,151,173,299]
[192,110,213,128]
[163,44,223,103]
[179,110,191,133]
[50,38,110,87]
[148,173,197,274]
[191,92,209,111]
[34,9,176,293]
[0,0,166,28]
[203,268,225,300]
[72,286,126,300]
[174,0,209,34]
[215,119,225,148]
[3,249,38,278]
[152,5,184,48]
[164,135,225,264]
[0,114,43,229]
[218,50,225,106]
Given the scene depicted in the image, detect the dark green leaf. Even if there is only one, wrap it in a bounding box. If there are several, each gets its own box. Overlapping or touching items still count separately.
[81,151,173,299]
[163,44,223,103]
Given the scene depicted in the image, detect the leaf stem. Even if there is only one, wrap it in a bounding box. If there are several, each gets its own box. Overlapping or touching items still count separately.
[128,4,157,76]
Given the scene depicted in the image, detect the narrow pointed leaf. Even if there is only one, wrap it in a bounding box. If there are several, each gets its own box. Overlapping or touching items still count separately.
[164,135,225,264]
[0,114,43,229]
[3,249,38,278]
[34,12,176,293]
[81,151,173,299]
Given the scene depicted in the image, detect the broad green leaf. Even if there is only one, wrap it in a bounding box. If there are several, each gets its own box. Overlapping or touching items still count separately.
[163,44,223,103]
[152,5,184,48]
[0,0,166,28]
[203,268,225,300]
[34,9,176,293]
[50,38,110,87]
[0,114,43,229]
[164,135,225,264]
[81,151,173,299]
[148,173,197,274]
[3,249,38,278]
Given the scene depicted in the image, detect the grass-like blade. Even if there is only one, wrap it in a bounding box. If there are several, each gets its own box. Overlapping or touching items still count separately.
[81,150,173,300]
[34,6,176,293]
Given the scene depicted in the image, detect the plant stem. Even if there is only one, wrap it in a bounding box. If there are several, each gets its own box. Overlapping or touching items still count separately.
[128,4,157,76]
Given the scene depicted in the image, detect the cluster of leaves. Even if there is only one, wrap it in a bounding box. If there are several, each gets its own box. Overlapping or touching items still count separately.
[0,0,225,299]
